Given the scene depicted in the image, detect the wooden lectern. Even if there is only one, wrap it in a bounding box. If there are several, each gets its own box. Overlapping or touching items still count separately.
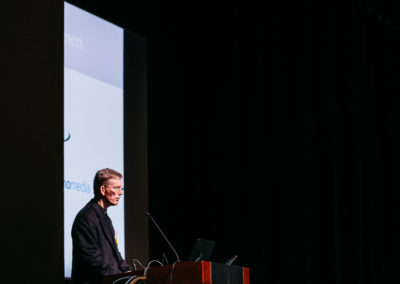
[102,261,250,284]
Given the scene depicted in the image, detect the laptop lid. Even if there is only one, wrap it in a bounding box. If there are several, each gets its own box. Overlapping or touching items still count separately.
[188,238,216,261]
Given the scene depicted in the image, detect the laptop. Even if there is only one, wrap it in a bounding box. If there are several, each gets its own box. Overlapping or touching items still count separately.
[188,238,216,261]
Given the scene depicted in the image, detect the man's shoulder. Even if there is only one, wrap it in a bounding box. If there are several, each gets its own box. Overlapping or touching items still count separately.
[75,200,101,222]
[71,200,104,239]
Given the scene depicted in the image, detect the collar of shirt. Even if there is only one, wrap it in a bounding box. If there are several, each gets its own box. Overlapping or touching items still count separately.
[92,198,108,216]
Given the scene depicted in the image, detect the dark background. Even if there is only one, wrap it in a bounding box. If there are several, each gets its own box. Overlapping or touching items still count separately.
[4,0,400,283]
[66,0,400,283]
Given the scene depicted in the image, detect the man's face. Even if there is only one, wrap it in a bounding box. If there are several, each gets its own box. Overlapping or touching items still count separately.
[100,178,123,207]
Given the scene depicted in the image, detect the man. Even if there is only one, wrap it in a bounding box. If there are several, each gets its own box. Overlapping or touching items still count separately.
[71,168,132,284]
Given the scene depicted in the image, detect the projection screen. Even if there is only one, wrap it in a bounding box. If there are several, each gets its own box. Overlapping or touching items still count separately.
[64,2,125,277]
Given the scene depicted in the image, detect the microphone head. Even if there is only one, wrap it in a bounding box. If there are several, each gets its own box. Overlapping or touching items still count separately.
[144,211,150,217]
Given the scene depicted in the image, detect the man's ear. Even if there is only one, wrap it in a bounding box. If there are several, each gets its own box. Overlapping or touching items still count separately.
[100,185,106,196]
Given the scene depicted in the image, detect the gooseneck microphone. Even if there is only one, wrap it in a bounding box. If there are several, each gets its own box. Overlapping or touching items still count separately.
[145,211,181,262]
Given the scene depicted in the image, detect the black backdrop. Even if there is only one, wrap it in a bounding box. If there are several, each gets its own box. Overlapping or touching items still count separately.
[67,0,400,282]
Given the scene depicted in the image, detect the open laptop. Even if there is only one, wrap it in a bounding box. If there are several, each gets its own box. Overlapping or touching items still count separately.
[188,238,216,261]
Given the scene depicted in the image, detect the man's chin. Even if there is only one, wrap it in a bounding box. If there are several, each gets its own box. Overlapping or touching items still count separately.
[107,201,119,206]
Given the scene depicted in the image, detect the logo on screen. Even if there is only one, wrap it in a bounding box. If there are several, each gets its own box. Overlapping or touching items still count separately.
[64,129,71,142]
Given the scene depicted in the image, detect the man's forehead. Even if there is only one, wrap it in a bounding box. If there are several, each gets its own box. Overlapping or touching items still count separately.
[104,177,122,185]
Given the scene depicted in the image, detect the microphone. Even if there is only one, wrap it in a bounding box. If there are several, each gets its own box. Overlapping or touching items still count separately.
[225,254,238,266]
[145,211,181,262]
[194,253,203,262]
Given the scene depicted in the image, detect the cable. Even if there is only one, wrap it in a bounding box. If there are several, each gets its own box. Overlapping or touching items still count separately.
[132,259,146,270]
[112,276,136,284]
[168,260,180,283]
[144,259,163,276]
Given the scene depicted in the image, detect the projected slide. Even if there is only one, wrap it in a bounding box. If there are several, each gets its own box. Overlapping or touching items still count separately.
[64,2,125,277]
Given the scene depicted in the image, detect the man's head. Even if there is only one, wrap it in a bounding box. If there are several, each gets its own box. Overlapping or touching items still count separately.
[93,168,124,209]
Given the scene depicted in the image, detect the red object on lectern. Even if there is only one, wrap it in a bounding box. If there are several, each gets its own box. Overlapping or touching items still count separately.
[102,261,250,284]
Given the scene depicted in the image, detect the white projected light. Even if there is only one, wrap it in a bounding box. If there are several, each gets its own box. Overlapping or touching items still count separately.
[64,2,125,277]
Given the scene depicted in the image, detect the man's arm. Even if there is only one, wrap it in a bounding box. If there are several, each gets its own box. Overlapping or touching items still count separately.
[116,249,132,272]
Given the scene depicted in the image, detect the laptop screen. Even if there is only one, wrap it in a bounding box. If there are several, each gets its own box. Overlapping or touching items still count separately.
[188,239,216,261]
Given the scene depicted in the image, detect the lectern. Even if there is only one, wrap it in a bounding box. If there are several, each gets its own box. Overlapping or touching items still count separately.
[102,261,250,284]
